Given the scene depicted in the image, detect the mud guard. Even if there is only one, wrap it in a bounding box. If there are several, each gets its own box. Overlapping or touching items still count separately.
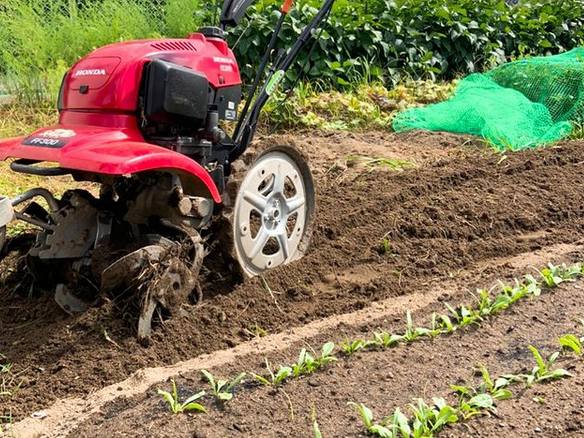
[0,127,222,203]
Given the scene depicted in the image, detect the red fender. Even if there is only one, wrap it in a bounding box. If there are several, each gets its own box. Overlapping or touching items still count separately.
[0,119,222,203]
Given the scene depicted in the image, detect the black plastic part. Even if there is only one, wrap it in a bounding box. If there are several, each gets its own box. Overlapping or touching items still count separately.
[200,26,225,39]
[220,0,255,28]
[144,59,210,126]
[10,159,71,176]
[214,85,241,121]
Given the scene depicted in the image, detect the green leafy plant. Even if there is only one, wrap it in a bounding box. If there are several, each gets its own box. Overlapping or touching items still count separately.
[348,402,394,437]
[371,331,404,349]
[157,379,206,414]
[340,339,366,356]
[251,358,292,386]
[535,263,580,288]
[559,334,582,356]
[408,397,459,437]
[292,342,337,377]
[200,370,246,402]
[458,393,495,419]
[524,345,572,387]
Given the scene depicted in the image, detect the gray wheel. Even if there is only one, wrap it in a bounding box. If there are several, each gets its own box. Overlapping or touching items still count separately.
[233,146,316,277]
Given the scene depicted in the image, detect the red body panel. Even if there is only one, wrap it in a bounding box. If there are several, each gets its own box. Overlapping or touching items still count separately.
[0,118,222,203]
[62,34,241,112]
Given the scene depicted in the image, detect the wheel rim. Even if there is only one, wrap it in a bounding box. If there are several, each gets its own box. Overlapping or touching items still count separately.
[233,148,315,276]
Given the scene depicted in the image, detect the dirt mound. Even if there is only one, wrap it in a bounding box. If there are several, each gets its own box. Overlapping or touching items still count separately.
[2,130,584,420]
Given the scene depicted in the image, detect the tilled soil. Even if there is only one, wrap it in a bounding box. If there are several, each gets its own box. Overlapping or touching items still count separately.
[2,130,584,437]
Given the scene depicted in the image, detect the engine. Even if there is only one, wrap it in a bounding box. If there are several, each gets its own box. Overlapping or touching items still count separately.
[57,28,242,164]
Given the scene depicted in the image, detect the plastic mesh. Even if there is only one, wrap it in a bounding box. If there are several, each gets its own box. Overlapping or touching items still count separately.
[393,48,584,151]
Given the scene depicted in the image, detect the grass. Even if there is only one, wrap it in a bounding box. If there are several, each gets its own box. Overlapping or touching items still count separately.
[0,355,21,399]
[0,0,208,107]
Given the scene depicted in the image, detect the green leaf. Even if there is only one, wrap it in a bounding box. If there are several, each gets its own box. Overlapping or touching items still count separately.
[370,424,394,438]
[432,405,458,431]
[393,407,411,437]
[321,341,335,358]
[182,390,205,406]
[226,372,246,393]
[493,388,513,401]
[559,334,582,356]
[529,345,546,372]
[182,402,206,413]
[218,392,233,401]
[467,393,494,409]
[200,369,215,390]
[349,402,373,429]
[157,389,176,412]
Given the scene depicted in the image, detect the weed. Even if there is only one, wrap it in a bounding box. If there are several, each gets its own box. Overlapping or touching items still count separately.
[345,156,415,173]
[380,236,391,255]
[157,379,206,414]
[0,356,21,398]
[244,323,269,339]
[200,370,246,402]
[251,358,292,386]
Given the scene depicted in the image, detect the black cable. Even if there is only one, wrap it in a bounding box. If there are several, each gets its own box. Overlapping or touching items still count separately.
[267,5,333,135]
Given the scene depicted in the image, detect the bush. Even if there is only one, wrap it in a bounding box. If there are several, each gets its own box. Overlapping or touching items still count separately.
[1,0,583,107]
[230,0,584,86]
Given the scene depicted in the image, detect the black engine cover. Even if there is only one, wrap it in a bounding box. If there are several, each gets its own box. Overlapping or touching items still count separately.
[144,59,209,127]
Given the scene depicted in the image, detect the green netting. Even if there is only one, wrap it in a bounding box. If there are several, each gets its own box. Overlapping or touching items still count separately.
[393,48,584,151]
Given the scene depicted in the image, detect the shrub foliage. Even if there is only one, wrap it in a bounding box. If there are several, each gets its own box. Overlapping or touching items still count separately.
[1,0,583,106]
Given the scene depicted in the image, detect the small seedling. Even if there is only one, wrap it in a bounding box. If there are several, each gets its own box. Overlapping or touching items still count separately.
[402,310,434,342]
[313,420,323,438]
[559,334,582,356]
[244,323,269,339]
[409,398,459,435]
[459,393,495,419]
[292,342,337,377]
[348,402,393,437]
[371,331,403,348]
[340,339,365,356]
[380,236,391,255]
[200,369,246,402]
[0,359,21,398]
[534,263,580,288]
[477,364,513,401]
[251,358,292,386]
[524,345,572,387]
[157,379,206,414]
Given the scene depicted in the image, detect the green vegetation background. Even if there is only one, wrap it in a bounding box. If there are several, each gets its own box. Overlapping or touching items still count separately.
[1,0,583,107]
